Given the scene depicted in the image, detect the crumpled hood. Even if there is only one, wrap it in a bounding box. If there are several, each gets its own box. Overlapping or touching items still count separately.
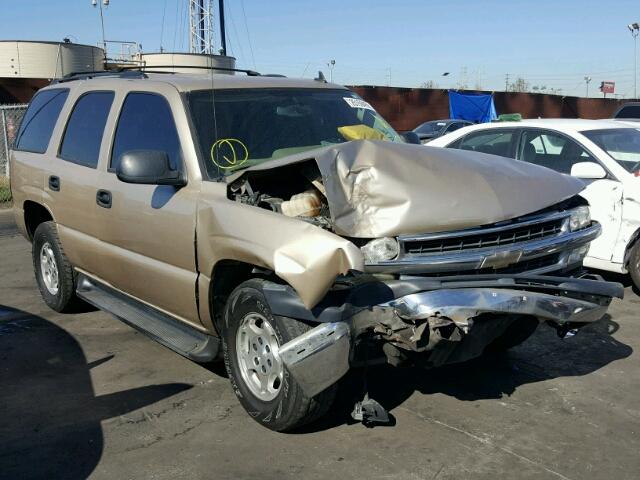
[237,140,586,238]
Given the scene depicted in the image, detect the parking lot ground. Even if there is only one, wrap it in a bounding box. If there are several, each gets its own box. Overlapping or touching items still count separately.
[1,210,639,480]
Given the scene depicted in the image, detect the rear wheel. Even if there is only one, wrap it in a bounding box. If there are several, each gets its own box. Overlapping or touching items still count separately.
[221,279,336,431]
[32,222,79,312]
[628,242,640,292]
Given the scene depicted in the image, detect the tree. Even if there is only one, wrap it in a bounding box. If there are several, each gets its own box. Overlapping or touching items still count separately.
[420,80,438,89]
[508,77,529,93]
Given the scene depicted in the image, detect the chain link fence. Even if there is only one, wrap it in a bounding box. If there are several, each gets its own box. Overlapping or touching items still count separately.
[1,104,28,178]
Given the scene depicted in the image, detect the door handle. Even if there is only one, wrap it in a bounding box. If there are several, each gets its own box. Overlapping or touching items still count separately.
[48,175,60,192]
[96,189,112,209]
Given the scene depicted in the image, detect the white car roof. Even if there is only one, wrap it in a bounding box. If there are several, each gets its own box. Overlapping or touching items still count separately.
[451,118,633,135]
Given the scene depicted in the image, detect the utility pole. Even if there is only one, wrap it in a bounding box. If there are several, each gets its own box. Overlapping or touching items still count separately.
[91,0,108,52]
[505,73,510,92]
[386,67,391,87]
[218,0,227,56]
[584,76,592,97]
[629,23,640,98]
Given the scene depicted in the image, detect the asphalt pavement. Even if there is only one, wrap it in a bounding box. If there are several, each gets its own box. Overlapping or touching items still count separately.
[0,208,638,479]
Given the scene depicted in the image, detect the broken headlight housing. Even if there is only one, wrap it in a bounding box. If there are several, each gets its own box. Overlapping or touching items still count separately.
[569,206,591,231]
[568,244,590,264]
[361,237,400,263]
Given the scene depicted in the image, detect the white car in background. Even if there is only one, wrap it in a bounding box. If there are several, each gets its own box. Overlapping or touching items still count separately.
[428,119,640,288]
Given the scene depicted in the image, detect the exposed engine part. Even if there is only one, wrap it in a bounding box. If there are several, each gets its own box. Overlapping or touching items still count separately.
[281,190,323,217]
[230,173,333,229]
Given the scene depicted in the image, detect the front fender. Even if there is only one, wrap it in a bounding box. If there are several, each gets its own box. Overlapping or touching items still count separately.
[197,183,363,309]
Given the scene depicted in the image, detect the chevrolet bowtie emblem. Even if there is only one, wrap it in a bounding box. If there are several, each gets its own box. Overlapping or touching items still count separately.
[480,250,524,269]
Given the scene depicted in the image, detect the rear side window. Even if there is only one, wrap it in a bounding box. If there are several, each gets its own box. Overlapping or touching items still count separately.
[14,89,69,153]
[59,92,114,168]
[457,130,515,157]
[110,93,181,171]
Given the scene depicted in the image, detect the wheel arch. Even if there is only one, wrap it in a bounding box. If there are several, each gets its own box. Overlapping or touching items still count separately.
[208,259,279,333]
[23,200,55,241]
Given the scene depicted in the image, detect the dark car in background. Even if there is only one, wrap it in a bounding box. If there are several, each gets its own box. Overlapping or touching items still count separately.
[612,102,640,121]
[413,119,473,143]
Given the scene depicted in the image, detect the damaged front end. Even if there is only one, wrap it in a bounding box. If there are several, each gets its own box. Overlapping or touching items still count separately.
[215,140,624,397]
[268,273,622,397]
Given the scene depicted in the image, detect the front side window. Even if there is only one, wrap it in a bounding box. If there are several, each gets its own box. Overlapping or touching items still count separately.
[519,130,595,174]
[457,130,515,157]
[14,89,69,154]
[582,128,640,174]
[187,88,402,177]
[111,93,182,171]
[59,91,114,168]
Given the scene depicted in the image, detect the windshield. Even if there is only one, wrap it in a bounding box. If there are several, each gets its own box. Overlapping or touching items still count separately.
[187,88,402,177]
[415,121,447,135]
[581,128,640,174]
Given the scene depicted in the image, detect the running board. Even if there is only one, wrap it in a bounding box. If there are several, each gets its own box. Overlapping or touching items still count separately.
[76,273,219,362]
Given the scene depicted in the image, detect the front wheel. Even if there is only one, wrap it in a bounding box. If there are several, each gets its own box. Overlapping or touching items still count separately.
[221,279,336,431]
[628,241,640,292]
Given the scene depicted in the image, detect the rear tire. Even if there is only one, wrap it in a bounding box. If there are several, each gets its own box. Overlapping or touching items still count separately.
[221,279,336,432]
[628,242,640,292]
[32,222,79,313]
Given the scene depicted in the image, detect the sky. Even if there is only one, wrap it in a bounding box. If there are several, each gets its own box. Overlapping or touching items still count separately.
[1,0,639,98]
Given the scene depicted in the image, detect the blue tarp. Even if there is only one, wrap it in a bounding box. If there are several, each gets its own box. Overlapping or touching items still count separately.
[448,90,497,123]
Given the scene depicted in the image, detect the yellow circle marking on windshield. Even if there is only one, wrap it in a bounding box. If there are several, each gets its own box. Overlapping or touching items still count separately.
[210,138,249,170]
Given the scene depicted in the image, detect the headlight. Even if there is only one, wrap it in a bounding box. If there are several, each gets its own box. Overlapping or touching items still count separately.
[568,245,589,264]
[361,237,399,263]
[569,206,591,231]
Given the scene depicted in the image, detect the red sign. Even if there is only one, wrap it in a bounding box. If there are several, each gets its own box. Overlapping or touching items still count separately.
[600,81,615,94]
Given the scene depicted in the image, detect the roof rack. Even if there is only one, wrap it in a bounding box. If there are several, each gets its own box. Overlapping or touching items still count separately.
[52,69,147,84]
[119,65,261,76]
[52,64,262,84]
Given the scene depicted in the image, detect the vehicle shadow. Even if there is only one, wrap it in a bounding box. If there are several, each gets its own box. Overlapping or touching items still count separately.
[0,306,192,480]
[298,315,632,433]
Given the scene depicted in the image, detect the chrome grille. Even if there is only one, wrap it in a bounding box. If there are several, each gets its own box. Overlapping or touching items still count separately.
[402,217,565,256]
[422,252,563,277]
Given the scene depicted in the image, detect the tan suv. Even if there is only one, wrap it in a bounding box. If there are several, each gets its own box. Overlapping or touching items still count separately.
[10,69,622,430]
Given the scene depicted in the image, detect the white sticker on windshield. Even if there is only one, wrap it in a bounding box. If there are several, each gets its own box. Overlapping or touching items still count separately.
[343,97,375,111]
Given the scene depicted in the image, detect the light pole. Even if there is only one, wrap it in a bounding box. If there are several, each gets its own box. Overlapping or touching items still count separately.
[327,59,335,83]
[92,0,109,51]
[628,23,639,98]
[584,76,592,97]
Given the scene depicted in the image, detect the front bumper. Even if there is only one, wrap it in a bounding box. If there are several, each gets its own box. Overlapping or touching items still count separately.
[272,273,623,397]
[389,287,608,326]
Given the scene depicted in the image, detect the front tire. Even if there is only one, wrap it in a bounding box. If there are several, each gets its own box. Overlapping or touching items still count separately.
[32,221,79,312]
[628,241,640,292]
[221,279,336,431]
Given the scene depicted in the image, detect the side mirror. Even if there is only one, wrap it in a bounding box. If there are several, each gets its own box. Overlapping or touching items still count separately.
[116,150,186,186]
[570,162,607,180]
[401,131,422,145]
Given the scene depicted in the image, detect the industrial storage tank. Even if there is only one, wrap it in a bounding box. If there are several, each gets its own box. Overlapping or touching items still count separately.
[0,40,105,79]
[136,52,236,74]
